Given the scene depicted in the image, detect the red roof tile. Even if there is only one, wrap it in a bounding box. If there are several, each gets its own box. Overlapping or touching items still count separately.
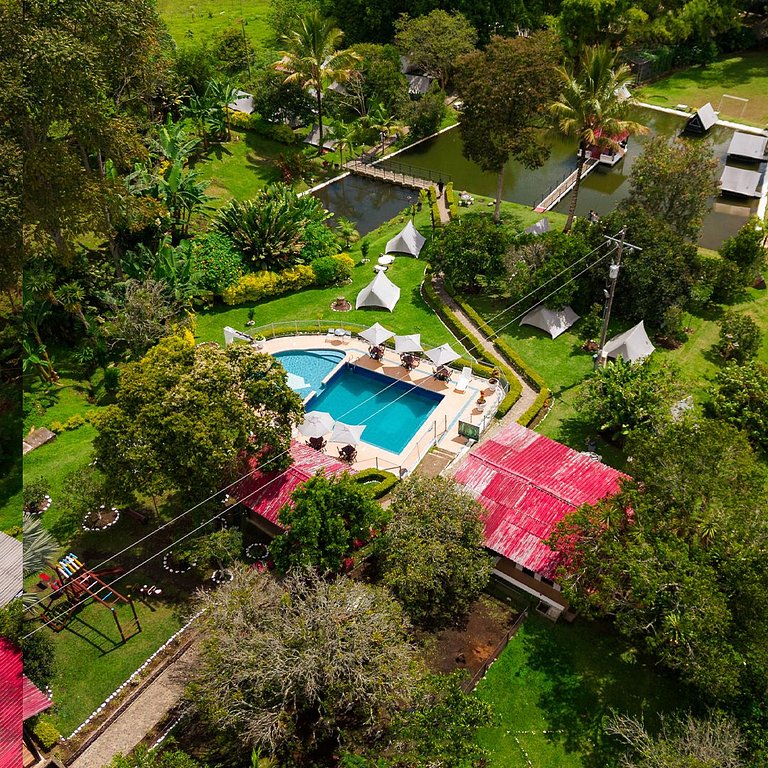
[454,423,627,578]
[234,441,352,528]
[0,638,22,768]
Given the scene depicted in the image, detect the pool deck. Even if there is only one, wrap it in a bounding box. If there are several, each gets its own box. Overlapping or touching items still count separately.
[261,334,504,473]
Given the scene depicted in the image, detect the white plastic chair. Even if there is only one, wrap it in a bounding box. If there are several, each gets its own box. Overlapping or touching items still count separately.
[454,366,472,393]
[326,328,336,342]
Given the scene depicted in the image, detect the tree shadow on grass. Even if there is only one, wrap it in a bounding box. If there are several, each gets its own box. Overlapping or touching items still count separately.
[520,617,689,768]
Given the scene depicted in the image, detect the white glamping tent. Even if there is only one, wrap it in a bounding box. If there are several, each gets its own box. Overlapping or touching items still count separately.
[603,321,655,362]
[356,271,401,312]
[385,220,426,257]
[520,306,579,339]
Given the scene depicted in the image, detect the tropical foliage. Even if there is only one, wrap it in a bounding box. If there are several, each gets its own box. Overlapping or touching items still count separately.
[709,361,768,452]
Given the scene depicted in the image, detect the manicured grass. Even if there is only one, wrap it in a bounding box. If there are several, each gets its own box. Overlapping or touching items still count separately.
[46,599,184,736]
[475,614,690,768]
[638,51,768,125]
[193,130,313,206]
[197,208,462,348]
[158,0,271,49]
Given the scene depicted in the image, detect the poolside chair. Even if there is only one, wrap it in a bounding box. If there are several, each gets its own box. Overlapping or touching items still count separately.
[326,328,337,342]
[454,366,472,393]
[338,445,357,463]
[308,436,327,451]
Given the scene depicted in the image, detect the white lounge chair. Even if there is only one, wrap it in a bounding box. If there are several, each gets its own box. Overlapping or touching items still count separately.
[326,328,337,342]
[454,366,472,393]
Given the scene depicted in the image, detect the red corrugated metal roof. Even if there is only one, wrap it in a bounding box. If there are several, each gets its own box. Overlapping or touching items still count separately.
[0,638,23,768]
[22,675,52,721]
[233,441,352,528]
[454,423,627,578]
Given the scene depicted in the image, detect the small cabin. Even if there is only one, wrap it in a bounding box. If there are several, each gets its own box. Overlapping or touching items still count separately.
[685,103,718,134]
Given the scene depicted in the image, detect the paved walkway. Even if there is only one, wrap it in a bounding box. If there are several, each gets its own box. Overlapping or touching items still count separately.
[431,278,538,425]
[70,643,198,768]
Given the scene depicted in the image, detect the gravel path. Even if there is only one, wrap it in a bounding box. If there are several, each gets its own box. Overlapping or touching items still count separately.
[70,643,198,768]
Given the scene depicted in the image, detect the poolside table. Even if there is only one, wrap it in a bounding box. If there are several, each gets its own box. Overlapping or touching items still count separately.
[378,255,395,265]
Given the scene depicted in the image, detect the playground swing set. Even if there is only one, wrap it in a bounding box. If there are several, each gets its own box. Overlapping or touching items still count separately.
[39,553,142,643]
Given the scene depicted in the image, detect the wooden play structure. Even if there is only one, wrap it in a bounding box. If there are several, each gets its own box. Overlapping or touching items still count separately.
[40,553,141,642]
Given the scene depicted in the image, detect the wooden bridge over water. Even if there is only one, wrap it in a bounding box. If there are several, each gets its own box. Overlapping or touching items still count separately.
[345,159,450,191]
[533,158,600,212]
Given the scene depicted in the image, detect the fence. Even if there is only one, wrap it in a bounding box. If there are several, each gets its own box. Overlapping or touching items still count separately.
[371,158,452,185]
[462,608,528,692]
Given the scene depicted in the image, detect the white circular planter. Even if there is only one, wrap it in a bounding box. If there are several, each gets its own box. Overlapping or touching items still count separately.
[82,506,120,532]
[162,551,197,574]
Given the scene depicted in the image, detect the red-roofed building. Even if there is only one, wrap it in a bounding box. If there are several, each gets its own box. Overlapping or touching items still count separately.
[0,638,52,768]
[453,423,627,619]
[234,441,353,536]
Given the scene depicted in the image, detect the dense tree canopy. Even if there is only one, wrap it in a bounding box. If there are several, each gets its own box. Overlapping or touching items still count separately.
[270,471,389,573]
[709,361,768,452]
[191,567,418,765]
[457,32,561,221]
[380,476,493,628]
[627,136,720,242]
[549,418,768,702]
[93,333,303,498]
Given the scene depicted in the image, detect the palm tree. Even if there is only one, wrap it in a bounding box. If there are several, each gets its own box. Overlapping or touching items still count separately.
[328,120,355,167]
[23,517,58,579]
[549,45,647,233]
[277,11,360,154]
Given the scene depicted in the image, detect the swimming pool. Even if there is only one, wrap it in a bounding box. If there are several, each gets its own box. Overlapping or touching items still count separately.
[273,349,345,396]
[308,365,444,454]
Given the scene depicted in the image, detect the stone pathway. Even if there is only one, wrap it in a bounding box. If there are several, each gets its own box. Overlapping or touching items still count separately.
[431,278,538,426]
[70,643,198,768]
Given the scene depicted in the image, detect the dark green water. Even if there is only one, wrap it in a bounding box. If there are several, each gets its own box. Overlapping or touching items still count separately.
[315,108,760,249]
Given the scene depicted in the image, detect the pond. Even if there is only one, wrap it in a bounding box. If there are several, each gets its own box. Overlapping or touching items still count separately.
[315,108,760,250]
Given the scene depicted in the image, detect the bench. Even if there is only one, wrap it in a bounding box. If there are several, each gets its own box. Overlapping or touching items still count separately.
[122,507,150,525]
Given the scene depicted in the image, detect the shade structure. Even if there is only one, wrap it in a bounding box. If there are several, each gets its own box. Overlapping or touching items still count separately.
[603,320,655,362]
[385,219,426,257]
[394,334,422,353]
[358,322,394,346]
[727,131,768,162]
[686,102,717,134]
[303,125,337,150]
[227,90,255,114]
[356,271,401,312]
[720,166,762,197]
[425,343,461,366]
[520,305,580,339]
[298,411,335,438]
[524,218,550,236]
[330,422,366,445]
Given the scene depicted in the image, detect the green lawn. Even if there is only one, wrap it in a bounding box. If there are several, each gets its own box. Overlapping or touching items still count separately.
[475,614,690,768]
[193,129,312,207]
[637,51,768,126]
[46,599,184,736]
[158,0,271,49]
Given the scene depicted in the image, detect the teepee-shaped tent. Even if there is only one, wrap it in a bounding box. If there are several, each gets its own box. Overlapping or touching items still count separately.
[603,321,655,362]
[356,271,401,312]
[520,306,579,339]
[385,219,426,257]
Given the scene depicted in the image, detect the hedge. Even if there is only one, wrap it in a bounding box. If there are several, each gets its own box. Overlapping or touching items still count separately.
[353,468,399,498]
[444,182,458,219]
[420,279,522,418]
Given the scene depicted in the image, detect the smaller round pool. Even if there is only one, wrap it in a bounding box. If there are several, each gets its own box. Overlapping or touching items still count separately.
[273,349,346,396]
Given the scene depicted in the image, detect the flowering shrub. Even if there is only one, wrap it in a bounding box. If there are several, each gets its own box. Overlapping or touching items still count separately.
[221,265,314,305]
[311,253,354,286]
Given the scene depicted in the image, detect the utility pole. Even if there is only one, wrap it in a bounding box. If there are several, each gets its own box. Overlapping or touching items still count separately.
[594,227,641,369]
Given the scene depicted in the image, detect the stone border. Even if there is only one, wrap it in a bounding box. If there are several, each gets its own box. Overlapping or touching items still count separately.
[81,506,120,532]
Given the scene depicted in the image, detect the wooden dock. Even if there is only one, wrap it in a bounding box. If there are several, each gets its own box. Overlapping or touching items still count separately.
[534,158,600,212]
[345,160,440,191]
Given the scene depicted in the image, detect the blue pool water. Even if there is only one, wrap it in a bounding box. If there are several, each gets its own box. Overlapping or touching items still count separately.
[308,365,444,454]
[273,349,345,396]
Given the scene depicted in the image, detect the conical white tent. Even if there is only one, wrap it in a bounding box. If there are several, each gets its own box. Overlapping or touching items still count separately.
[385,219,426,257]
[603,321,655,362]
[520,306,580,339]
[356,272,401,312]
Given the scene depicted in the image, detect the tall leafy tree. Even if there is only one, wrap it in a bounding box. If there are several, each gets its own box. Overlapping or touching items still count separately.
[709,361,768,452]
[394,10,477,90]
[380,476,493,629]
[456,32,561,222]
[93,333,303,498]
[277,11,361,153]
[550,45,647,232]
[270,471,389,573]
[627,136,719,242]
[191,567,419,765]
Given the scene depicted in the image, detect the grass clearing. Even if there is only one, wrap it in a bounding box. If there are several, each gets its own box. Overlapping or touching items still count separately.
[638,51,768,125]
[46,599,184,736]
[475,613,690,768]
[158,0,271,49]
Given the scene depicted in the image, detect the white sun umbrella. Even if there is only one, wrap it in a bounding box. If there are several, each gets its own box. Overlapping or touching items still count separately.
[298,411,335,438]
[394,334,422,354]
[358,322,394,346]
[425,343,460,367]
[330,421,366,446]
